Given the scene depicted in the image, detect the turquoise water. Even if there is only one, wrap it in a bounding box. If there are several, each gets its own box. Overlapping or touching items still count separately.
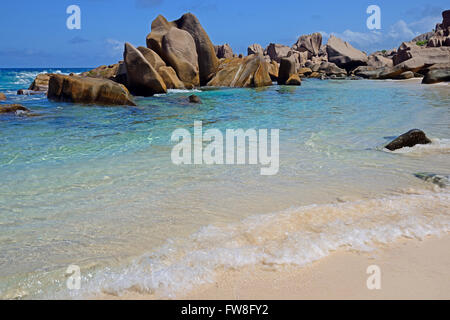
[0,69,449,299]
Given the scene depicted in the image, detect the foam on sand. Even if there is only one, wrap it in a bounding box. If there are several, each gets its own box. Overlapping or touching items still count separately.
[53,189,450,299]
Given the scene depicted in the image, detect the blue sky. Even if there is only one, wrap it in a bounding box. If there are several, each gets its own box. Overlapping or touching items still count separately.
[0,0,447,67]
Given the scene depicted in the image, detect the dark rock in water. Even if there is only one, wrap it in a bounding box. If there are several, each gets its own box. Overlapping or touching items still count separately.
[277,56,296,85]
[0,104,30,114]
[48,74,136,106]
[422,69,450,84]
[17,89,44,95]
[385,129,431,151]
[0,92,6,101]
[188,94,201,103]
[414,173,449,188]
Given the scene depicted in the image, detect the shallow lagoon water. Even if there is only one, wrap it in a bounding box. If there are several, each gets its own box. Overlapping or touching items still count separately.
[0,69,449,298]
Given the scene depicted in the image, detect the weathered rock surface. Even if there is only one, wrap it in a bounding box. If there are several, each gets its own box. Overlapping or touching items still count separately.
[318,61,347,76]
[422,68,450,84]
[367,54,393,68]
[81,65,119,80]
[146,15,175,57]
[158,66,185,89]
[292,33,322,57]
[29,73,53,91]
[137,46,166,71]
[174,13,219,85]
[248,43,264,56]
[285,74,301,86]
[385,129,431,151]
[0,104,30,114]
[124,42,167,96]
[267,60,279,81]
[207,55,272,87]
[162,27,200,88]
[215,44,234,59]
[47,74,136,106]
[0,92,6,100]
[326,35,368,71]
[277,56,297,85]
[266,43,291,63]
[393,42,450,66]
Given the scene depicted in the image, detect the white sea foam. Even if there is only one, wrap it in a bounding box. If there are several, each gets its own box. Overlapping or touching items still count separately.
[154,89,202,97]
[385,138,450,155]
[56,189,450,299]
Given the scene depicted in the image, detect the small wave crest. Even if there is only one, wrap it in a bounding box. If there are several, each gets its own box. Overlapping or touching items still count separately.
[57,189,450,299]
[385,138,450,155]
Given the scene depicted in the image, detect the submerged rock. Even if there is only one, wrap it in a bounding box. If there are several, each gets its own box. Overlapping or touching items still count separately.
[385,129,432,151]
[188,94,201,103]
[47,74,136,106]
[414,173,449,188]
[17,89,44,95]
[0,92,6,101]
[0,104,30,114]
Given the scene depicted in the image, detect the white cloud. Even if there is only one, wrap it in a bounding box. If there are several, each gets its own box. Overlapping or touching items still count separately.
[387,20,418,40]
[105,39,124,57]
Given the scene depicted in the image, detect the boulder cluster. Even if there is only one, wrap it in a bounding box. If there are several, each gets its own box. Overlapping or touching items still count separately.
[20,10,450,106]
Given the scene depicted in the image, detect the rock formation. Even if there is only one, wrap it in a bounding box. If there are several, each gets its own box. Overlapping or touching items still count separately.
[47,74,136,106]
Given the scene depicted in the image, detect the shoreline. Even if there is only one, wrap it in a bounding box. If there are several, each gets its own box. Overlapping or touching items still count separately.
[181,234,450,300]
[98,233,450,300]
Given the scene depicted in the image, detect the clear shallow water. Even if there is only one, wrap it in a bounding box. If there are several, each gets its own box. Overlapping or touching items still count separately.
[0,69,449,299]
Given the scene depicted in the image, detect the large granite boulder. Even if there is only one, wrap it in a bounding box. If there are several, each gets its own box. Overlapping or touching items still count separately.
[318,61,347,76]
[422,68,450,84]
[326,35,368,71]
[367,54,393,68]
[278,56,297,85]
[158,66,185,89]
[174,13,219,85]
[215,44,234,59]
[393,42,450,66]
[207,55,272,87]
[124,42,167,96]
[47,74,136,106]
[385,129,431,151]
[266,43,291,62]
[286,74,302,86]
[146,15,175,58]
[81,65,119,80]
[268,60,279,81]
[292,33,322,57]
[426,10,450,48]
[137,46,166,71]
[161,28,200,88]
[248,43,264,56]
[28,73,53,91]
